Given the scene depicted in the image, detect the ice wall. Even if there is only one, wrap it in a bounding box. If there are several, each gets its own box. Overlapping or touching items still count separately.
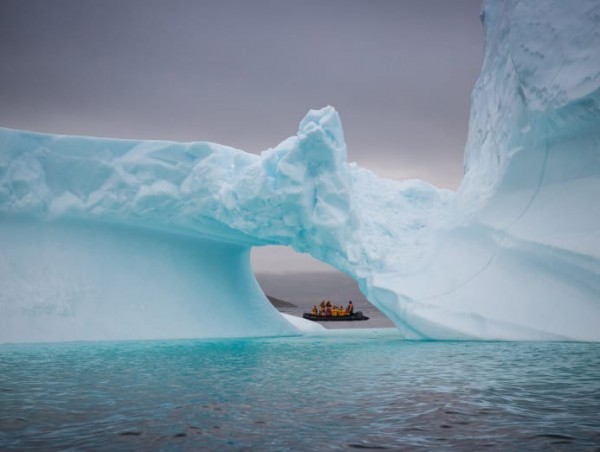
[1,0,599,342]
[0,128,327,342]
[362,0,600,341]
[0,219,298,342]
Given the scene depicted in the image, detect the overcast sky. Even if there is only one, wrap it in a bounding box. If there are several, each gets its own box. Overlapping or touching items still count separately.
[0,0,484,274]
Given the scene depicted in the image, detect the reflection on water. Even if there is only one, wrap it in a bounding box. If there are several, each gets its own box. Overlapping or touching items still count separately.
[1,332,600,450]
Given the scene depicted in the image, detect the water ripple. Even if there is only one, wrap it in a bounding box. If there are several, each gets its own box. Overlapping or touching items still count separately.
[1,336,599,450]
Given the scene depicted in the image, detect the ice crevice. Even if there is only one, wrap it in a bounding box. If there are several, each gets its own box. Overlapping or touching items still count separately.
[1,0,599,342]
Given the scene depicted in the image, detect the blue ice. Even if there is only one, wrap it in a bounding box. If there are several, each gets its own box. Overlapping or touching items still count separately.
[1,0,599,342]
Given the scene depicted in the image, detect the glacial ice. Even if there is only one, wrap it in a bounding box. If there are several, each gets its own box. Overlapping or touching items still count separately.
[1,0,599,342]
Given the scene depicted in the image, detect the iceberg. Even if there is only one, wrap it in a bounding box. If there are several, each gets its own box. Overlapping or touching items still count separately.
[1,0,599,342]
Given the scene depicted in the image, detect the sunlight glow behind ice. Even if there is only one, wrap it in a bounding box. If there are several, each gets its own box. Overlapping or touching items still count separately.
[1,0,599,342]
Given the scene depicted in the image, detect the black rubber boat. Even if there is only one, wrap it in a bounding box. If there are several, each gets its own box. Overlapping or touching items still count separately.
[302,311,369,321]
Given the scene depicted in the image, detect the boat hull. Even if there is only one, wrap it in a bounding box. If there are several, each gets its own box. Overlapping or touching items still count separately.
[302,312,369,322]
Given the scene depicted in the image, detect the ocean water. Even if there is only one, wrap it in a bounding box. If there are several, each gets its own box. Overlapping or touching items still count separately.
[1,330,599,450]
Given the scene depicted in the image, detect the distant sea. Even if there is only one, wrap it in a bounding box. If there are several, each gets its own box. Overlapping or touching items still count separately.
[2,332,599,450]
[257,271,396,329]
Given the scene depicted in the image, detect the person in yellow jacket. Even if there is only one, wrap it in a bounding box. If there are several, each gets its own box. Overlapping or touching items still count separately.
[347,301,354,315]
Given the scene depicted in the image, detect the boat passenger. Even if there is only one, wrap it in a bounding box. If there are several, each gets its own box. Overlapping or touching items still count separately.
[325,306,331,316]
[311,306,318,316]
[347,301,354,315]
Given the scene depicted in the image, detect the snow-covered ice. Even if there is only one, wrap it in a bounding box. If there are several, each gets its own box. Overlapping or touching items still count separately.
[1,0,599,342]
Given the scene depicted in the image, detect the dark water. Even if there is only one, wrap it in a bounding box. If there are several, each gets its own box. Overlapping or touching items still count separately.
[1,331,599,450]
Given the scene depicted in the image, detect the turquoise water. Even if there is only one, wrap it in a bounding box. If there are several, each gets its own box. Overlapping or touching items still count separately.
[1,330,599,450]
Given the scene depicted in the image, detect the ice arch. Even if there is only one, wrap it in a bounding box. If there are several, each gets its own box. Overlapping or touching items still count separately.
[1,0,599,342]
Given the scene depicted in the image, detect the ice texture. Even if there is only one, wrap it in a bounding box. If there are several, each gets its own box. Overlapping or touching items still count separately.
[1,0,599,342]
[365,0,600,341]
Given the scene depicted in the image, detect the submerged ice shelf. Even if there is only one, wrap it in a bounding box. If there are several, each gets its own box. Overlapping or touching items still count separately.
[1,0,599,342]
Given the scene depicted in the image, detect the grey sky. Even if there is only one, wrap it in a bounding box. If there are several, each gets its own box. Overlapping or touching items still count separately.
[0,0,484,274]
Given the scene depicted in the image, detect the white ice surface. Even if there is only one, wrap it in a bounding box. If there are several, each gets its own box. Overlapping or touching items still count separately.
[0,0,599,342]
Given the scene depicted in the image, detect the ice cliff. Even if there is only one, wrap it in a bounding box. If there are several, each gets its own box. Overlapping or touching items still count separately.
[1,0,599,342]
